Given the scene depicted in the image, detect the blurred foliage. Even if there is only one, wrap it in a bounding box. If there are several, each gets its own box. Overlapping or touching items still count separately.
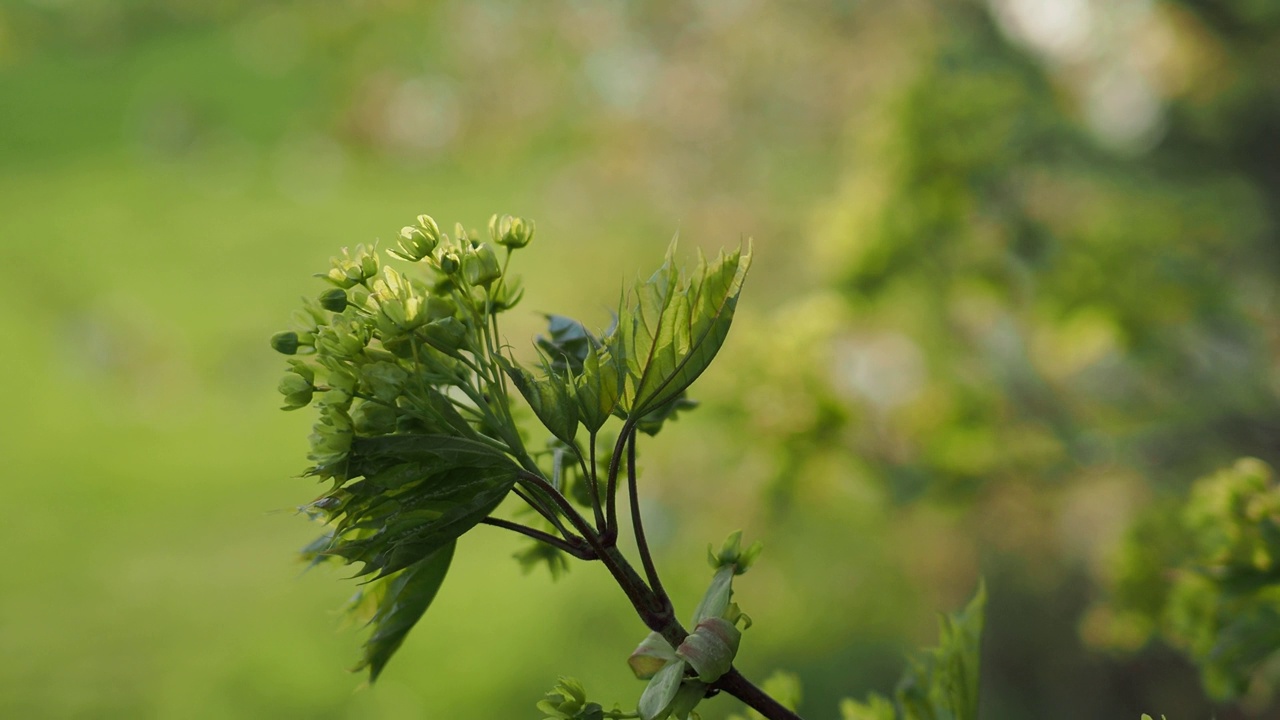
[841,585,985,720]
[696,0,1280,718]
[1091,459,1280,703]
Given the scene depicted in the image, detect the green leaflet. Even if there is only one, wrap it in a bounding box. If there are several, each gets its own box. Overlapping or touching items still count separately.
[575,341,624,433]
[498,355,581,444]
[355,540,455,681]
[531,314,621,434]
[536,314,599,375]
[610,242,751,422]
[318,434,519,579]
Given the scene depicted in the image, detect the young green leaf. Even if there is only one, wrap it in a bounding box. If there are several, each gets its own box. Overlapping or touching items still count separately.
[537,314,600,375]
[498,356,580,444]
[611,243,752,421]
[355,540,455,681]
[321,434,520,579]
[628,631,678,679]
[676,617,741,682]
[896,582,985,720]
[638,659,687,720]
[575,342,624,433]
[841,583,986,720]
[690,565,736,626]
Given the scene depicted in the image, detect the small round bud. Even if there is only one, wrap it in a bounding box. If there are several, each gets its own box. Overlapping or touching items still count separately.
[436,249,460,275]
[318,288,348,313]
[278,370,315,410]
[463,242,502,287]
[271,331,301,355]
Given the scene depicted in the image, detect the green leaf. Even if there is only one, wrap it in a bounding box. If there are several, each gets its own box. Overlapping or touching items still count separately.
[628,631,677,679]
[322,434,519,579]
[690,565,735,625]
[355,540,454,681]
[896,581,986,720]
[676,617,741,682]
[537,314,600,375]
[514,539,571,580]
[498,356,581,444]
[575,342,624,433]
[840,695,896,720]
[840,583,986,720]
[665,678,709,720]
[611,242,751,421]
[638,659,686,720]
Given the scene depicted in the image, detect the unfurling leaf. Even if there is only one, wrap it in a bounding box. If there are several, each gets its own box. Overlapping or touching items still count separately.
[677,617,741,682]
[629,631,677,679]
[690,565,735,626]
[638,659,687,720]
[499,356,580,444]
[610,242,752,424]
[576,342,623,433]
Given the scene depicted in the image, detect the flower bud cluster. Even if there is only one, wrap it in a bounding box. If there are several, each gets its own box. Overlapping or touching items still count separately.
[271,212,535,484]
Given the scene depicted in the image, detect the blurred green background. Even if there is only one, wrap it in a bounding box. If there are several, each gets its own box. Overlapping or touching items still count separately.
[3,0,1279,718]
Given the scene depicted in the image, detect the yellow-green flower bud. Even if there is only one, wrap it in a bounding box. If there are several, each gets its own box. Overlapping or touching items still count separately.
[278,373,314,410]
[417,214,441,239]
[322,267,358,289]
[271,331,301,355]
[389,226,439,262]
[463,242,502,287]
[490,213,534,249]
[436,248,460,275]
[318,288,348,313]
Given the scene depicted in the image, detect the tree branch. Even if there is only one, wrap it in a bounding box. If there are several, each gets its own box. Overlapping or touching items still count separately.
[603,420,637,544]
[581,434,607,533]
[517,469,601,544]
[478,517,596,560]
[627,432,670,614]
[710,667,805,720]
